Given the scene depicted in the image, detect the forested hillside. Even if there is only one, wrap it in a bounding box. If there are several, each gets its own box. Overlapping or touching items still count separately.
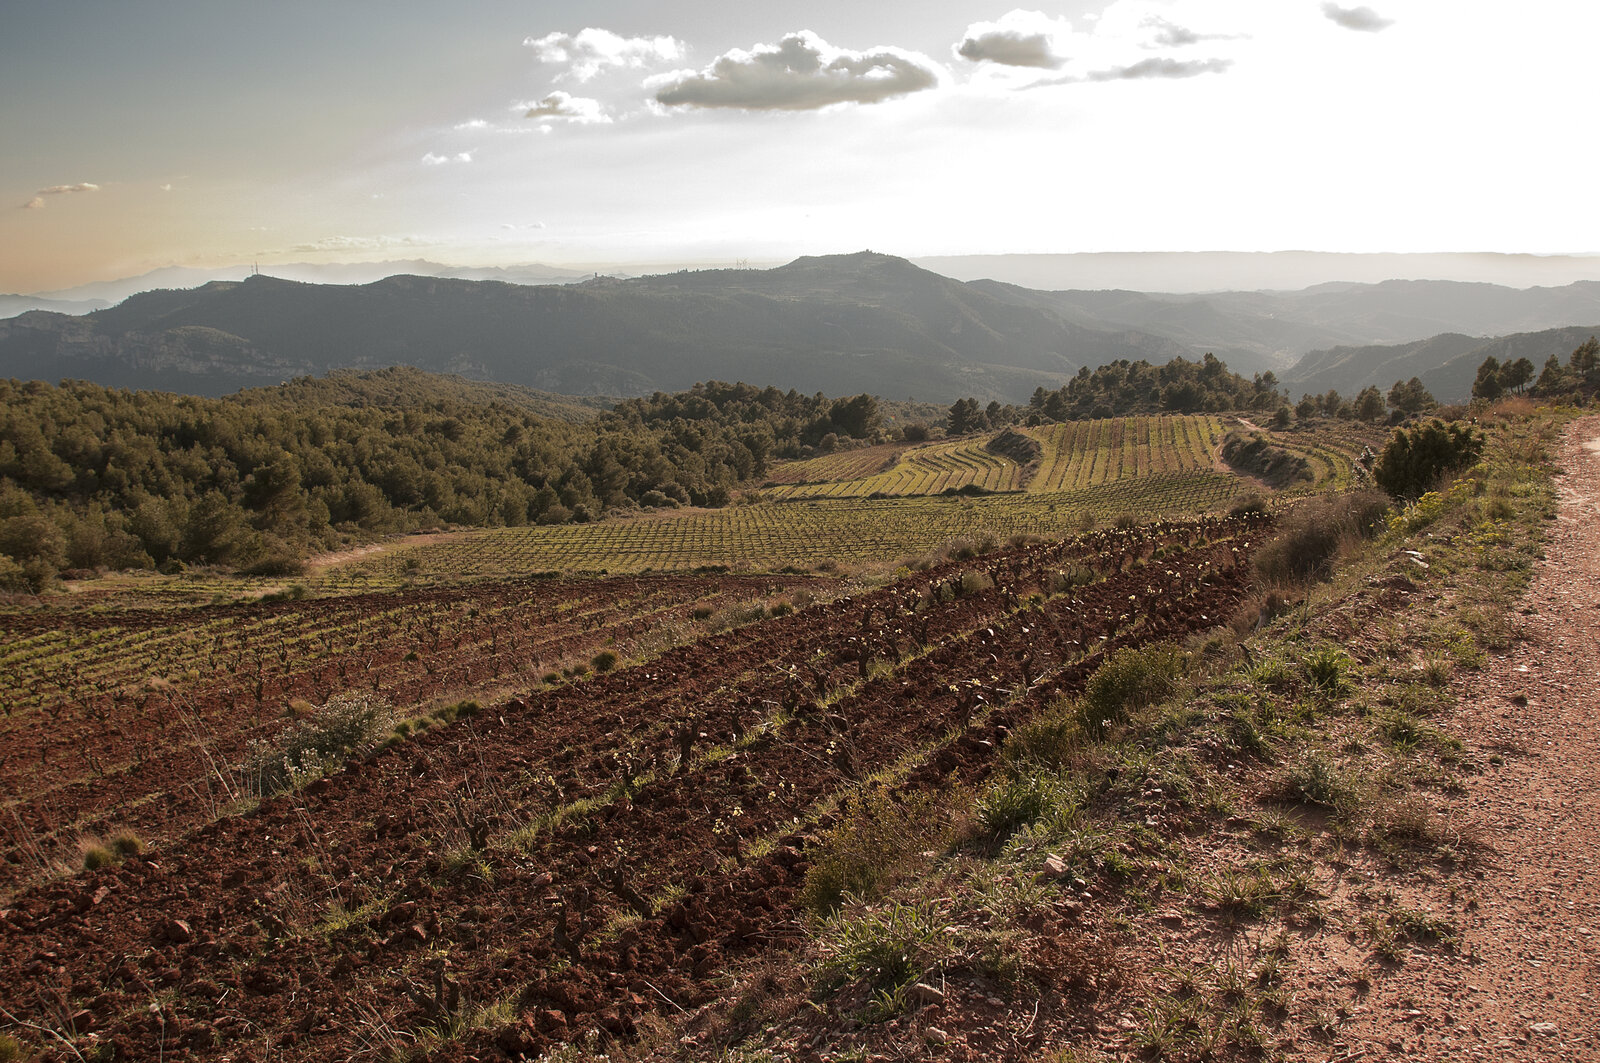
[0,370,887,588]
[943,353,1286,431]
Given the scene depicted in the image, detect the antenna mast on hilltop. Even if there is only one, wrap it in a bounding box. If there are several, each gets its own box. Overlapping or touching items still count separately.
[252,262,260,276]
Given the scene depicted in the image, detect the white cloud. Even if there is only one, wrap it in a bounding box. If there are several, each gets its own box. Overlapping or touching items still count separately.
[522,91,611,124]
[21,182,100,209]
[500,221,546,231]
[1085,56,1233,80]
[287,235,433,254]
[525,28,683,82]
[422,151,474,165]
[1322,4,1394,32]
[955,5,1246,86]
[1138,13,1242,48]
[455,119,489,130]
[651,31,942,111]
[955,10,1077,69]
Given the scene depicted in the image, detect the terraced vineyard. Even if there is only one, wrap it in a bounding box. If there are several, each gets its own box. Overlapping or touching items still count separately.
[1025,414,1227,493]
[0,513,1270,1063]
[758,443,904,486]
[343,473,1253,581]
[763,437,1027,500]
[1274,421,1392,490]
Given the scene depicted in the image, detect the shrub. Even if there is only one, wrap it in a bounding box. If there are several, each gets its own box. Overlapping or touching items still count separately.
[239,554,308,577]
[591,649,619,673]
[1220,431,1312,487]
[1229,493,1269,517]
[957,570,993,596]
[1304,646,1353,697]
[940,534,998,560]
[108,831,145,857]
[1390,490,1448,533]
[800,791,953,914]
[1044,564,1095,594]
[975,774,1056,841]
[1253,491,1389,586]
[1000,702,1086,774]
[242,692,393,797]
[638,489,676,508]
[818,898,950,1002]
[81,842,116,871]
[444,699,480,720]
[1373,420,1484,500]
[1279,753,1356,811]
[0,1033,22,1062]
[706,599,769,633]
[1077,643,1189,738]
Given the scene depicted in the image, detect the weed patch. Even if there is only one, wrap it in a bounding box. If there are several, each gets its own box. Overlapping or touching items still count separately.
[242,691,393,797]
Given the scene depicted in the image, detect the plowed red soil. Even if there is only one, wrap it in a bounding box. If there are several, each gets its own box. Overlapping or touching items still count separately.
[0,516,1268,1061]
[0,574,834,894]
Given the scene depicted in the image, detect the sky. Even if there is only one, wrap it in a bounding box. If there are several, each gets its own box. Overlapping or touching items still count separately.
[2,0,1597,293]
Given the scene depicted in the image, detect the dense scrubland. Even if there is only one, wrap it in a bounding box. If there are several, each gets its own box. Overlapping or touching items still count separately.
[0,373,906,587]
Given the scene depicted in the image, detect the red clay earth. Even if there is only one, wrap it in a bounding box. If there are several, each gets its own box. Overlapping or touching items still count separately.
[0,515,1267,1061]
[0,574,837,894]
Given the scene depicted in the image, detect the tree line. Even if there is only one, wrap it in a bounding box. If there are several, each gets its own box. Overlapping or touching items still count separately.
[947,353,1443,434]
[0,369,884,590]
[1473,336,1599,401]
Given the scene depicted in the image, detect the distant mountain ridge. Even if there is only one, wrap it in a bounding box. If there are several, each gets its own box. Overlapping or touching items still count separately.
[914,251,1600,292]
[0,294,111,319]
[3,251,1599,402]
[6,259,594,314]
[973,279,1600,377]
[0,253,1188,401]
[1283,326,1600,401]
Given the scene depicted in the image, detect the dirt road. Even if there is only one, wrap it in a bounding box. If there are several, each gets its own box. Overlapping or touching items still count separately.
[1343,416,1600,1060]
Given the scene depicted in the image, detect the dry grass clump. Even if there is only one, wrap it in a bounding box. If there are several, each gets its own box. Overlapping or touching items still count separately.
[800,789,961,915]
[80,840,116,871]
[78,830,145,871]
[1253,490,1389,587]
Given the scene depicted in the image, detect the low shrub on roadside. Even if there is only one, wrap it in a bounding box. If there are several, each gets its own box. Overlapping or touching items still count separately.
[1373,419,1484,500]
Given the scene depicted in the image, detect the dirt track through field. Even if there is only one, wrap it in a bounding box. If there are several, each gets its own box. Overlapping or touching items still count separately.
[1340,416,1600,1060]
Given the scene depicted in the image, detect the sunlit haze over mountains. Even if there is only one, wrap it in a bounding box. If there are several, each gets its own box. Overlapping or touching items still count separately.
[3,0,1596,293]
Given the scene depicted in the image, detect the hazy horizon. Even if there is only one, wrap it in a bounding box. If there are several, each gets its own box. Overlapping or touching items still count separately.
[15,250,1600,307]
[5,0,1597,293]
